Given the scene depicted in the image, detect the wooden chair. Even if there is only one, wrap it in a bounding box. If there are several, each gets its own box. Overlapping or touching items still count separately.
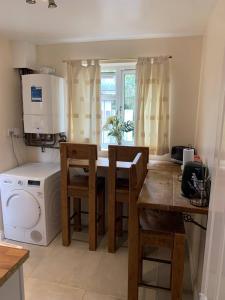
[60,143,105,251]
[108,145,149,253]
[128,160,185,300]
[138,210,185,299]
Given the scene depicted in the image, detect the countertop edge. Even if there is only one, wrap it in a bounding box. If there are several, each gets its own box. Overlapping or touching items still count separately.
[0,246,29,287]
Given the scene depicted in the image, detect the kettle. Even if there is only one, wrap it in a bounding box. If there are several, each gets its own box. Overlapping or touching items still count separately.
[181,161,209,199]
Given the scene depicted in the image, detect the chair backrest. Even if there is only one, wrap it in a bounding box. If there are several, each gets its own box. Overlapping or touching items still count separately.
[108,145,149,168]
[108,145,149,184]
[61,143,98,160]
[130,152,146,193]
[60,143,97,197]
[128,152,147,232]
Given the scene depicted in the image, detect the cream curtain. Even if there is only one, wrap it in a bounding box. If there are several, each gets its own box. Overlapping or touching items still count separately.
[135,57,170,155]
[67,60,101,145]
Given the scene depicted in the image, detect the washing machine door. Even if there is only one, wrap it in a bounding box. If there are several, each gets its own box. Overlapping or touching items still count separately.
[5,189,41,229]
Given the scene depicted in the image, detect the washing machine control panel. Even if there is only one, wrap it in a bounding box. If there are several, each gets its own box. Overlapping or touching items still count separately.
[28,180,41,186]
[14,179,41,187]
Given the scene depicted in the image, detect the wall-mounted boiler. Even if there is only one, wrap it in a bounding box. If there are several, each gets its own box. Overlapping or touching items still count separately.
[22,74,65,134]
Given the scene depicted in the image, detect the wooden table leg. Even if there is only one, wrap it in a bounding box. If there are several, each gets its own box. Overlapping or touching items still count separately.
[171,233,185,300]
[128,201,139,300]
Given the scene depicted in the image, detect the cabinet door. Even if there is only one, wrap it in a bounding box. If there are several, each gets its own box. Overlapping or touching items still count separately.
[0,267,25,300]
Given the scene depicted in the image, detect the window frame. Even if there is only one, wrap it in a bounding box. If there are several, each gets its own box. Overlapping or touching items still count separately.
[100,63,136,150]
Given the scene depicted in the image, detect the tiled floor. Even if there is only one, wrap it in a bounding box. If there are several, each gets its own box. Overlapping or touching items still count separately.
[7,231,193,300]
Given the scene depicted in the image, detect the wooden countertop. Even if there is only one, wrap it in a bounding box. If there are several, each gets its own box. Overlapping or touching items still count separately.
[0,245,29,287]
[138,161,209,215]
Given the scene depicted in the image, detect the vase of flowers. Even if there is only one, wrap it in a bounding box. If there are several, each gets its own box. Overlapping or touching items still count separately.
[103,115,134,145]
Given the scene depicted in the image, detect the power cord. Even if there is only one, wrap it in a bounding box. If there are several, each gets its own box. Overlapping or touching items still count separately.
[183,214,207,230]
[10,132,19,166]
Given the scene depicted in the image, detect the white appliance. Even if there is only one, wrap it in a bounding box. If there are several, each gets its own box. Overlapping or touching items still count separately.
[0,163,61,246]
[22,74,65,134]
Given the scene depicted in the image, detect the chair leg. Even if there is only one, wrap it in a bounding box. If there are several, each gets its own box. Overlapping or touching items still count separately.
[74,198,82,232]
[98,189,105,236]
[116,202,123,237]
[89,193,97,251]
[61,196,71,246]
[128,210,139,300]
[171,233,185,300]
[139,242,143,283]
[108,193,116,253]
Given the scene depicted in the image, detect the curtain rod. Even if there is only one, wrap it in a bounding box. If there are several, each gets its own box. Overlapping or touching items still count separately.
[62,56,172,63]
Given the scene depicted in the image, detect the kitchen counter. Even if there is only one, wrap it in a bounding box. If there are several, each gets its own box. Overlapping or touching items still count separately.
[0,243,29,300]
[0,244,29,286]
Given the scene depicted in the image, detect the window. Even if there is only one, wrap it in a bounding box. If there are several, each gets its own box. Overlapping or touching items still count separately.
[100,63,136,149]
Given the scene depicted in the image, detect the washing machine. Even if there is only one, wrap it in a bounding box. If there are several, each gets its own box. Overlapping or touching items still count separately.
[0,163,61,246]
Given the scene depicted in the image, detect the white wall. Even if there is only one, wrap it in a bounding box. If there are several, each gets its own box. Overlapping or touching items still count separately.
[195,0,225,169]
[31,36,203,162]
[0,36,27,231]
[195,0,225,299]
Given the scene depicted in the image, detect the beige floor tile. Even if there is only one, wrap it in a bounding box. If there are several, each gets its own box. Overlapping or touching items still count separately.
[23,256,45,277]
[22,233,193,300]
[5,237,57,255]
[5,238,57,277]
[139,287,156,300]
[25,278,85,300]
[156,290,193,300]
[30,240,105,290]
[83,291,124,300]
[85,247,128,298]
[60,248,104,289]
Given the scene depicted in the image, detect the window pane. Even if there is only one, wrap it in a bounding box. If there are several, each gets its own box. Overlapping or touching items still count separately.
[101,72,117,149]
[100,68,136,150]
[123,72,136,144]
[101,73,116,95]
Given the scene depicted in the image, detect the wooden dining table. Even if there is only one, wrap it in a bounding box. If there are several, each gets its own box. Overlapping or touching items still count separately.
[69,158,207,215]
[128,160,208,300]
[63,157,209,299]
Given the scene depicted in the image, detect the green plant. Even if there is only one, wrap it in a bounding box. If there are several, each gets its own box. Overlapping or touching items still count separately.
[103,115,134,145]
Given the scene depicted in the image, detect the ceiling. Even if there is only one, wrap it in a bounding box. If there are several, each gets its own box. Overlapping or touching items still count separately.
[0,0,216,45]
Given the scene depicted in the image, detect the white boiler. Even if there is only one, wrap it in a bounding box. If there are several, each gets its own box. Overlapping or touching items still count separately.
[22,74,65,134]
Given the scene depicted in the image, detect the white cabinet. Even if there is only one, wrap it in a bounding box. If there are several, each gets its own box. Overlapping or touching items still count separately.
[0,267,25,300]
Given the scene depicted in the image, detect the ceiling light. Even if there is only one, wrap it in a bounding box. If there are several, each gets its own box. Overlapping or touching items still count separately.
[48,0,57,8]
[26,0,36,4]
